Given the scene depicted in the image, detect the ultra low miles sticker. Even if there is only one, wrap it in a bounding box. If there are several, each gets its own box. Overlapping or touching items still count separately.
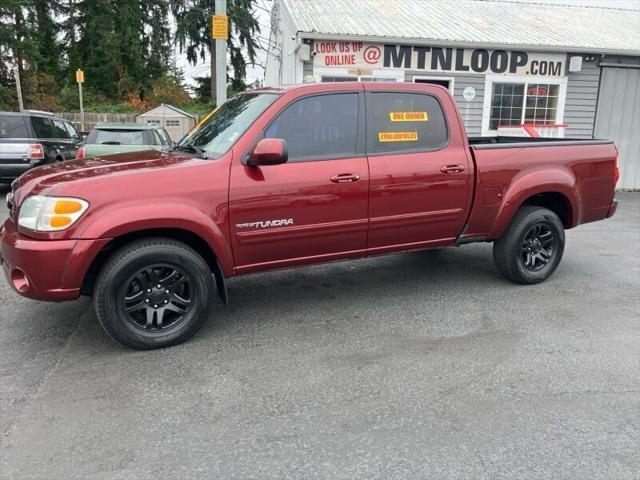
[389,112,428,122]
[378,131,418,142]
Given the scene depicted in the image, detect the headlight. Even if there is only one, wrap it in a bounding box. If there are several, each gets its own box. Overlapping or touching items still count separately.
[18,195,89,231]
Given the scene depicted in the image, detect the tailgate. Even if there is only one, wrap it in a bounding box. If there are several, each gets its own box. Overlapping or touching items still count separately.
[0,142,30,164]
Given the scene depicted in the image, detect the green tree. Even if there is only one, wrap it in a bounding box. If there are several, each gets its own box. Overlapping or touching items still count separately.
[114,0,145,97]
[77,0,119,99]
[30,0,63,81]
[60,0,81,79]
[142,0,172,83]
[171,0,260,105]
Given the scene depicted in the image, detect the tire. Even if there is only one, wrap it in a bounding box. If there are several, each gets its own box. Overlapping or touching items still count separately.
[493,206,565,285]
[94,237,215,349]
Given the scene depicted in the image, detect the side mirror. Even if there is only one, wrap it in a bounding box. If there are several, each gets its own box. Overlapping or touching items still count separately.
[248,138,288,166]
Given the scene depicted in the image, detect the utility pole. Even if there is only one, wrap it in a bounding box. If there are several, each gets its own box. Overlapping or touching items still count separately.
[212,0,228,107]
[14,66,24,111]
[76,69,85,131]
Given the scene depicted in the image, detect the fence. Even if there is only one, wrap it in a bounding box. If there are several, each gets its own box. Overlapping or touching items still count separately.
[54,112,137,132]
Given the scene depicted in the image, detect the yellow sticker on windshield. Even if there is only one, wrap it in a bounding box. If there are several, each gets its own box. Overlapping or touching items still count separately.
[389,112,428,122]
[378,131,418,142]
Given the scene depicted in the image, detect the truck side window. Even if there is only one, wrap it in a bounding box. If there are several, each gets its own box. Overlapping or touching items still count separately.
[370,93,448,153]
[265,93,358,161]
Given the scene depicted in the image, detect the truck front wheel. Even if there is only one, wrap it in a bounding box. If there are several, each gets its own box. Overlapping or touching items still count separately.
[94,238,215,349]
[493,206,565,285]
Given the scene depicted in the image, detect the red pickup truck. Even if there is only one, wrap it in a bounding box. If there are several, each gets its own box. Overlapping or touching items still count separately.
[0,83,619,349]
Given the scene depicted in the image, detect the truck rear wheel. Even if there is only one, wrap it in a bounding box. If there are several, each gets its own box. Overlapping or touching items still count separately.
[493,206,565,285]
[94,238,215,349]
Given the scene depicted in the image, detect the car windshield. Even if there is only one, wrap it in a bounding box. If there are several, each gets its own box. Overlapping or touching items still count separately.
[89,129,146,145]
[177,93,278,159]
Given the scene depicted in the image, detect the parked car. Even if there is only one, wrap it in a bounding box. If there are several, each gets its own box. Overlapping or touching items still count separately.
[1,83,619,349]
[77,123,174,158]
[0,110,83,183]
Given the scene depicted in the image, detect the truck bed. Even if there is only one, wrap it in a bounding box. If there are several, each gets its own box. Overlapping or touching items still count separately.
[461,137,618,243]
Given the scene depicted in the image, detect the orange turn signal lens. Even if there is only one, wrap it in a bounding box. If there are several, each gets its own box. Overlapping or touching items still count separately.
[54,200,83,214]
[49,216,72,228]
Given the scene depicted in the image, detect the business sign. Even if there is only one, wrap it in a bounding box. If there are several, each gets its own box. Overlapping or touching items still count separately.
[313,41,565,77]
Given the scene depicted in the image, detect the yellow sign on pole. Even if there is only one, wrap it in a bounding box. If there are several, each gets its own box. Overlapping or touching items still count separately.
[212,15,228,40]
[75,69,84,83]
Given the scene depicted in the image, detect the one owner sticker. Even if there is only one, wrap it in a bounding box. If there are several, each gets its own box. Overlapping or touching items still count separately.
[389,112,428,122]
[378,131,418,142]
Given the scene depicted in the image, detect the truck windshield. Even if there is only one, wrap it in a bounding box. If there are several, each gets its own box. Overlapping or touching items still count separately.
[177,93,278,159]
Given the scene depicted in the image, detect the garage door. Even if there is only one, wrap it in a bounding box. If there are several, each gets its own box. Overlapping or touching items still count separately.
[594,67,640,190]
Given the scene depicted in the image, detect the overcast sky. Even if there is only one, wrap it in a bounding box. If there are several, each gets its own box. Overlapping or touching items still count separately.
[175,0,640,88]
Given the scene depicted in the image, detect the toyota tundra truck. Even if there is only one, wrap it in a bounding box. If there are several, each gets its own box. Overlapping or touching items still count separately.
[0,83,619,349]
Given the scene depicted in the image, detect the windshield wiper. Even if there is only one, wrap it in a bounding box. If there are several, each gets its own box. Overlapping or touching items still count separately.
[172,144,208,159]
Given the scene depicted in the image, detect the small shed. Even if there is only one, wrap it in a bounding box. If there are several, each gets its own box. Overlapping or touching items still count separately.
[136,104,196,141]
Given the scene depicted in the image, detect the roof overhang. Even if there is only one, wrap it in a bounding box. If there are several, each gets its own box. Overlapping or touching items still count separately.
[298,32,640,57]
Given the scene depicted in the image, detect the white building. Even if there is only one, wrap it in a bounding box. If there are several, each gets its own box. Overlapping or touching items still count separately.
[136,104,196,141]
[265,0,640,189]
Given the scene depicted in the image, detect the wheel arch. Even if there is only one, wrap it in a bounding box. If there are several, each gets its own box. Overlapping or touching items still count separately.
[490,169,579,239]
[79,227,229,304]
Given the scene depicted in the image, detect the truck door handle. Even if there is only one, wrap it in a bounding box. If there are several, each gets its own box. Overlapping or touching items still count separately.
[330,173,360,183]
[440,164,465,173]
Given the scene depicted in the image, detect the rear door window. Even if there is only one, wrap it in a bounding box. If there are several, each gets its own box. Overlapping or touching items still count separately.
[0,116,29,138]
[265,93,359,161]
[368,92,448,153]
[52,119,71,139]
[31,117,56,138]
[64,121,80,139]
[88,129,146,145]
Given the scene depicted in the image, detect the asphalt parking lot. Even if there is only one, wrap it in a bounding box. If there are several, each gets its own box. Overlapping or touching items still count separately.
[0,185,638,480]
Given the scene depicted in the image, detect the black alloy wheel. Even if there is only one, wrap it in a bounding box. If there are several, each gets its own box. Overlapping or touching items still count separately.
[493,206,565,285]
[95,238,215,349]
[520,223,556,271]
[123,265,194,332]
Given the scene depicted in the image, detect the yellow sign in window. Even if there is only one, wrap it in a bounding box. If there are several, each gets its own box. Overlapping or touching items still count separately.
[389,112,428,122]
[212,15,228,40]
[378,131,418,142]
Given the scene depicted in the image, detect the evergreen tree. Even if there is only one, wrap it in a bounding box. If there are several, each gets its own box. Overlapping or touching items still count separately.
[31,0,63,81]
[60,0,81,79]
[142,0,172,83]
[0,0,261,110]
[114,0,145,97]
[171,0,260,105]
[77,0,119,100]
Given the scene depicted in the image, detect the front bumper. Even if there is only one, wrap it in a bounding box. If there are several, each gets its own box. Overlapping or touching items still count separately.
[0,219,109,301]
[606,199,618,218]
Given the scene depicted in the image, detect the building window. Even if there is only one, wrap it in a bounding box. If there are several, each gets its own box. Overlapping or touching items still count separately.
[525,84,560,124]
[490,82,560,129]
[166,119,180,127]
[146,120,161,126]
